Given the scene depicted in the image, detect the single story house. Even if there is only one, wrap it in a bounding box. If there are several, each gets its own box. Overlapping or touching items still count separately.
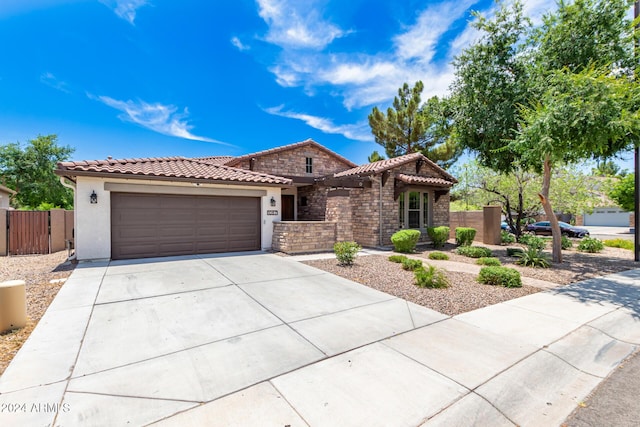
[0,184,16,209]
[55,139,457,260]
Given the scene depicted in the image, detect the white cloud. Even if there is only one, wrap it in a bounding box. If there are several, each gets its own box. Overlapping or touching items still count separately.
[40,72,70,93]
[257,0,345,49]
[230,36,250,51]
[90,94,228,145]
[265,105,373,142]
[100,0,149,25]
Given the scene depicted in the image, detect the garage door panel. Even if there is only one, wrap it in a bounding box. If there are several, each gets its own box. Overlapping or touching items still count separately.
[111,193,260,260]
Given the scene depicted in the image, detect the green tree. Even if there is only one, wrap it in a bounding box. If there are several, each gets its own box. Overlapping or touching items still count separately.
[609,173,635,212]
[592,159,621,177]
[451,0,639,262]
[0,134,74,209]
[368,82,460,168]
[367,150,385,163]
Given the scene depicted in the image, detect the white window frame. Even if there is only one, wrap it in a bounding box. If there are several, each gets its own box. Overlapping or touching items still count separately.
[398,189,432,230]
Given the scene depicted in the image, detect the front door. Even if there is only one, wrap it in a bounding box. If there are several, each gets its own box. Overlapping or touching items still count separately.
[281,195,295,221]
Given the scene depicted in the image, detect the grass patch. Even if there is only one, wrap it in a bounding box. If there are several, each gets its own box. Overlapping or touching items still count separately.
[604,238,634,251]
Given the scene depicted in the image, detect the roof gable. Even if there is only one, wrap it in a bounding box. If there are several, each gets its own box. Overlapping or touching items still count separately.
[224,139,358,169]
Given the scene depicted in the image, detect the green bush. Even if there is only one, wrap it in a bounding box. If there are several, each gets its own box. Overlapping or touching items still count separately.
[391,229,421,253]
[604,238,634,251]
[478,266,522,288]
[501,230,516,244]
[518,234,546,250]
[333,241,361,266]
[388,254,408,263]
[476,257,501,266]
[515,247,550,268]
[456,246,493,258]
[414,265,449,288]
[506,247,524,257]
[455,227,477,246]
[578,237,604,253]
[401,258,423,271]
[428,251,450,260]
[427,226,450,249]
[561,235,573,250]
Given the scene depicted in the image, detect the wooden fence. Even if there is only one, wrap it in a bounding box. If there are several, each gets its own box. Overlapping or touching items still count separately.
[0,209,73,256]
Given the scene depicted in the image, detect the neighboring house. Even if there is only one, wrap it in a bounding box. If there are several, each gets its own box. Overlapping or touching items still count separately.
[581,206,630,227]
[55,139,457,261]
[0,184,16,209]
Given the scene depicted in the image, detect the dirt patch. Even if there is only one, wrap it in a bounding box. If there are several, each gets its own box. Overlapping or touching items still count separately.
[0,251,75,375]
[304,255,540,316]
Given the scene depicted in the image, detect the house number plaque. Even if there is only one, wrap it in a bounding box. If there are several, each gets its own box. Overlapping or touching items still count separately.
[267,210,278,215]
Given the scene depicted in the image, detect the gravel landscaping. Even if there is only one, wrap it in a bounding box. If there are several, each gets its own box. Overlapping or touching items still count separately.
[0,251,75,375]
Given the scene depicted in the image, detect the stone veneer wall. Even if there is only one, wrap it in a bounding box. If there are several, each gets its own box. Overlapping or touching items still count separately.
[350,178,380,247]
[297,185,327,221]
[326,190,353,241]
[272,221,336,253]
[236,145,352,177]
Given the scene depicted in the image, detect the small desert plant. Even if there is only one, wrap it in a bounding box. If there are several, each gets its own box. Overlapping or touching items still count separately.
[401,258,423,271]
[427,226,450,249]
[428,251,450,260]
[561,235,573,250]
[333,241,361,266]
[388,254,408,263]
[506,247,524,257]
[391,229,421,253]
[414,265,449,288]
[476,257,501,266]
[456,246,493,258]
[604,238,634,251]
[519,234,546,250]
[515,247,550,268]
[478,266,522,288]
[501,230,516,244]
[455,227,477,246]
[578,237,604,253]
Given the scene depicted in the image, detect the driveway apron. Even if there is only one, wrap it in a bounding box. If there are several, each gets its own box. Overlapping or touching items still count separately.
[0,253,638,426]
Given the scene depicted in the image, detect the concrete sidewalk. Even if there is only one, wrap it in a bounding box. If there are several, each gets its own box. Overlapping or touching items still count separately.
[0,252,638,426]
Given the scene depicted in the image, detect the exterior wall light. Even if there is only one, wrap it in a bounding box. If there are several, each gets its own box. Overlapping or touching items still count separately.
[270,196,276,207]
[90,191,98,204]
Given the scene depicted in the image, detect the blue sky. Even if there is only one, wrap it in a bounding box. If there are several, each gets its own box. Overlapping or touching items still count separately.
[2,0,613,168]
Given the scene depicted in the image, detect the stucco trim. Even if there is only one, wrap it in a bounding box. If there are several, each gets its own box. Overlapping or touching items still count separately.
[104,182,267,197]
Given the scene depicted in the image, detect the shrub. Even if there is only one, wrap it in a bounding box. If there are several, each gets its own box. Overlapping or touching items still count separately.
[428,251,449,260]
[391,229,421,253]
[604,238,634,251]
[388,255,408,263]
[427,226,450,248]
[414,265,449,288]
[456,246,493,258]
[455,227,476,246]
[506,247,524,257]
[333,241,361,266]
[515,247,550,268]
[519,234,546,250]
[478,266,522,288]
[561,235,573,250]
[401,258,423,271]
[578,237,604,253]
[501,230,516,244]
[477,257,501,266]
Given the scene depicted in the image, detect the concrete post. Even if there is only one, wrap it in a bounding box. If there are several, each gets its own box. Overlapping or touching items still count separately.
[0,209,6,256]
[50,209,66,253]
[0,280,27,333]
[483,205,502,245]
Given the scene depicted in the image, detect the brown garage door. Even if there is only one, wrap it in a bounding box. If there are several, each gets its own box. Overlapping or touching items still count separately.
[111,193,261,260]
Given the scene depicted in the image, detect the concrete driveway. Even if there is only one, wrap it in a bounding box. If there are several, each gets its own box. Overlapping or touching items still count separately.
[1,252,639,426]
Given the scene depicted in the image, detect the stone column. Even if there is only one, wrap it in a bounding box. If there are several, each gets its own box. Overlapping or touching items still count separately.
[483,205,502,245]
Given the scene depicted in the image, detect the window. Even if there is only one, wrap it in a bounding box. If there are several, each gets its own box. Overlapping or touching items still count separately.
[305,157,313,173]
[398,190,430,229]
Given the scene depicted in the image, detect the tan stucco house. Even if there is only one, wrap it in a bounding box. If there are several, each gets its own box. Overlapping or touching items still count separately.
[0,184,16,209]
[55,139,456,260]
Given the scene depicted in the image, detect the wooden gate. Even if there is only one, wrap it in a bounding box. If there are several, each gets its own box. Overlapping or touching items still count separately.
[8,211,49,255]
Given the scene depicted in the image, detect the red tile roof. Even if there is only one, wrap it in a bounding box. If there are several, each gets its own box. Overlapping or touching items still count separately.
[224,139,358,168]
[56,157,292,185]
[334,152,457,183]
[193,156,235,165]
[395,174,455,187]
